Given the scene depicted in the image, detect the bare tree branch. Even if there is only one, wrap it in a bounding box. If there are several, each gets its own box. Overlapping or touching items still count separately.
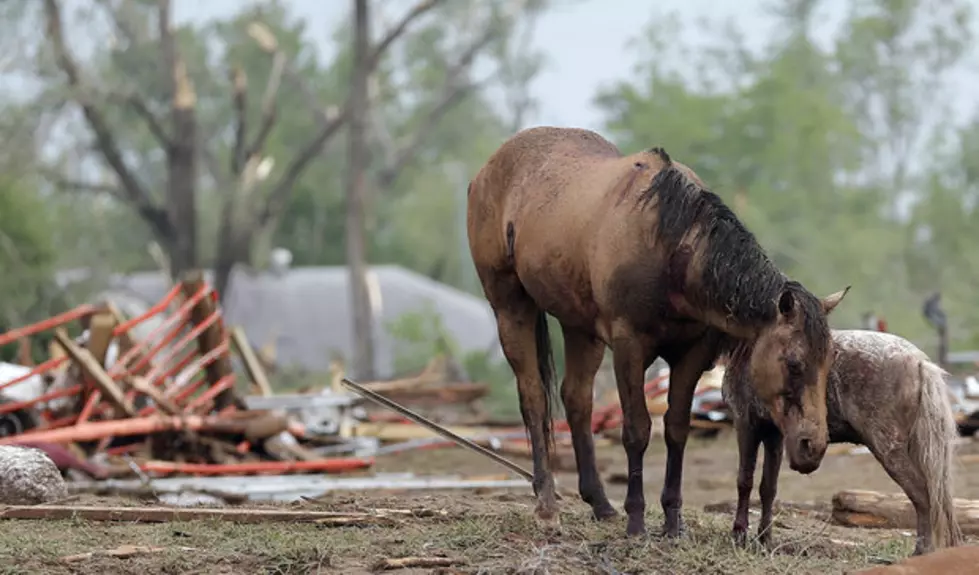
[231,66,247,174]
[367,0,445,72]
[257,110,347,227]
[107,91,171,146]
[41,170,121,197]
[376,25,499,187]
[244,52,286,162]
[42,0,171,238]
[157,0,175,99]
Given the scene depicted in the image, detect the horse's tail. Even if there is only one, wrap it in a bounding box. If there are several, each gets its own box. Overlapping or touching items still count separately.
[909,359,963,549]
[534,309,557,449]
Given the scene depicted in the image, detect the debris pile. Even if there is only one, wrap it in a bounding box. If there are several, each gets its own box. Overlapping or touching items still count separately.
[0,272,373,482]
[0,271,737,503]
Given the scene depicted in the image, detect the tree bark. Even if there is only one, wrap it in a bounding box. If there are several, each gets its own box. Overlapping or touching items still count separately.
[346,0,376,380]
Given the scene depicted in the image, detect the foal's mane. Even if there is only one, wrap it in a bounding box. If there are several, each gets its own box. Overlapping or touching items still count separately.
[637,148,830,359]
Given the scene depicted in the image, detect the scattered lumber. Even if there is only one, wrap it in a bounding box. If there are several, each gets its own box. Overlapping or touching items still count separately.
[832,489,979,535]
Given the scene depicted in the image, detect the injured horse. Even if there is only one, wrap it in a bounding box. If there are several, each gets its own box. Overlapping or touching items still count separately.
[722,329,963,556]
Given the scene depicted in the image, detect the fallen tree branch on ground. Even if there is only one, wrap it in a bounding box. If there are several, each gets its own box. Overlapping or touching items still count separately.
[832,489,979,534]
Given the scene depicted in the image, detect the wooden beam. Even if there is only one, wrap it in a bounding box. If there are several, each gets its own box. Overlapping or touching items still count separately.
[52,331,135,418]
[0,504,435,524]
[229,326,273,397]
[86,311,117,367]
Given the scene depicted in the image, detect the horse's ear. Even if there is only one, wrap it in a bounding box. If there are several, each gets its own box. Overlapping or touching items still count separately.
[821,286,851,315]
[777,289,795,317]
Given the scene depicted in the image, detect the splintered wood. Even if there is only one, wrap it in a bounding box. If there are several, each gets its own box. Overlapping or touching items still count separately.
[832,489,979,535]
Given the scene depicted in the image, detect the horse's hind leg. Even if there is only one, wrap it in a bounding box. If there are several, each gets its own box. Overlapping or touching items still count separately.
[560,328,616,521]
[484,275,559,523]
[872,445,932,555]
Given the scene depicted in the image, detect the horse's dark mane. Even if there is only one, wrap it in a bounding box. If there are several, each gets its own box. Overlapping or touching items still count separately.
[638,155,830,361]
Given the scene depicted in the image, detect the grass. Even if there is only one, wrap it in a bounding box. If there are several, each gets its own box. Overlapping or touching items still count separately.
[0,495,913,574]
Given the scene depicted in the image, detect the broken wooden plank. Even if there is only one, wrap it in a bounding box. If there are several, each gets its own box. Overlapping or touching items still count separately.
[832,489,979,535]
[0,505,422,524]
[52,330,135,417]
[85,310,117,368]
[230,326,274,397]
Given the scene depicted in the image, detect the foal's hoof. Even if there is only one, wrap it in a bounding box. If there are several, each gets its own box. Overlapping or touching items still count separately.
[534,507,562,531]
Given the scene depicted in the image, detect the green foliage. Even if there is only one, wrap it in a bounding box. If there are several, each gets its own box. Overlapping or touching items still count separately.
[594,1,979,350]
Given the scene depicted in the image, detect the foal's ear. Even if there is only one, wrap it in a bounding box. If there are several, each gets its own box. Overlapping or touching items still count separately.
[821,286,851,315]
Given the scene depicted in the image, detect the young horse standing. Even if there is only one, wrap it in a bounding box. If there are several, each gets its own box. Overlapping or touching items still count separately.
[467,126,848,537]
[724,330,963,555]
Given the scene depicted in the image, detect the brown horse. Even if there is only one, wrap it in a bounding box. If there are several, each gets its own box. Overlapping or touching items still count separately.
[466,126,848,537]
[724,329,963,555]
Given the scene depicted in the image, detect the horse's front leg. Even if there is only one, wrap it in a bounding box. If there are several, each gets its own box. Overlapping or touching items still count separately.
[611,330,653,536]
[732,419,762,546]
[757,430,784,545]
[660,338,718,538]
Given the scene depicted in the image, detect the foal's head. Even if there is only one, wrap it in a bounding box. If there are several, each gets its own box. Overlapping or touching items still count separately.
[747,283,849,473]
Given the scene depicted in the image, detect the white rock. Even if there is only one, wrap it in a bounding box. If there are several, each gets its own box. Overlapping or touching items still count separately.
[0,445,68,505]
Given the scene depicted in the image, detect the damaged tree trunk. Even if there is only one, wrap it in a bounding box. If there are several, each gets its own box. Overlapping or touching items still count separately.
[347,0,376,380]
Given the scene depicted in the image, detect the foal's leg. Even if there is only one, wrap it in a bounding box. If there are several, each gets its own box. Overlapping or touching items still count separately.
[872,444,932,555]
[611,331,652,536]
[660,339,717,538]
[757,431,784,545]
[732,420,762,547]
[489,288,559,523]
[561,328,616,520]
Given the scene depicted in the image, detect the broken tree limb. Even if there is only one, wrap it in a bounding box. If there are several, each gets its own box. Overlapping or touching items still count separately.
[832,489,979,535]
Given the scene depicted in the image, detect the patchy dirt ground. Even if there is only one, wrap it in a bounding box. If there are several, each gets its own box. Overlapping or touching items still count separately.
[1,430,976,574]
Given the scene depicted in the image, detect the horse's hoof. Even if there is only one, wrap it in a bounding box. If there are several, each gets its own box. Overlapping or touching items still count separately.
[661,516,686,539]
[593,504,618,522]
[626,515,646,537]
[732,528,748,548]
[534,507,562,531]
